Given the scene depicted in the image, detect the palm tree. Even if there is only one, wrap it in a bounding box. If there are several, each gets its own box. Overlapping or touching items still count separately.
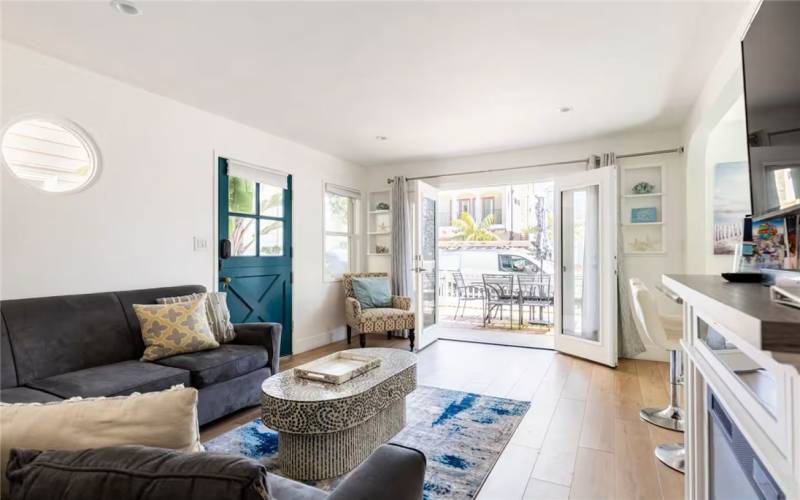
[451,212,499,241]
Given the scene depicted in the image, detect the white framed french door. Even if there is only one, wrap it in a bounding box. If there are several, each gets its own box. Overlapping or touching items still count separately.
[554,166,618,367]
[412,180,440,350]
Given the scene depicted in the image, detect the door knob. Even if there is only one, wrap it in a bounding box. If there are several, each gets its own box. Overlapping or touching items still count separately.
[222,276,233,289]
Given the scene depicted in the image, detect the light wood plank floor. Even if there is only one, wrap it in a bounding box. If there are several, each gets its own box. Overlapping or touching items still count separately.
[201,339,684,500]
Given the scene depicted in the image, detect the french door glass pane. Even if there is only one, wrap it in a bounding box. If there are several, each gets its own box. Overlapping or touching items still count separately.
[324,234,349,281]
[229,216,256,256]
[324,193,349,233]
[260,220,283,256]
[561,185,599,341]
[422,197,437,329]
[229,177,256,215]
[259,183,284,218]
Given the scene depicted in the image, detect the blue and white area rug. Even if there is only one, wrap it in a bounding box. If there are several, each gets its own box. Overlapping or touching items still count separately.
[205,385,530,499]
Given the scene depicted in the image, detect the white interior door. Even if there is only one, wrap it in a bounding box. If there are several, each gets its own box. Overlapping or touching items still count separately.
[554,166,618,367]
[413,180,440,350]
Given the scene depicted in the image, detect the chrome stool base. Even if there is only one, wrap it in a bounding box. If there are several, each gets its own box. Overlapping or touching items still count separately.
[655,443,685,474]
[640,405,685,432]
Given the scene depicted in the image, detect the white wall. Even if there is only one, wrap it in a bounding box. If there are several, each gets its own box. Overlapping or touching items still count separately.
[1,43,366,354]
[705,99,749,274]
[367,129,687,360]
[681,0,760,274]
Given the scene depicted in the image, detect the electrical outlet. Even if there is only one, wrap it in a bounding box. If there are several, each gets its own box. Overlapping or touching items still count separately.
[193,237,208,251]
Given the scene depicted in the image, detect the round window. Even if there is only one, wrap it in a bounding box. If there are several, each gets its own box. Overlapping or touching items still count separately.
[1,116,100,193]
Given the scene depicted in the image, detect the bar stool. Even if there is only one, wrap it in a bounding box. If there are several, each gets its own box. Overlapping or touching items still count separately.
[629,278,685,473]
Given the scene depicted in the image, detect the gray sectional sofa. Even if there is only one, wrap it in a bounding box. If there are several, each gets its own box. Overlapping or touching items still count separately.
[0,285,281,425]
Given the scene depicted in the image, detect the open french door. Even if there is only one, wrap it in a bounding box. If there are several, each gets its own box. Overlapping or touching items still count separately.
[412,180,440,350]
[554,166,618,367]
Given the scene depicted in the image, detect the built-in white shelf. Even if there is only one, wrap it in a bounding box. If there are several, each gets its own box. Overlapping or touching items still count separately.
[622,192,663,198]
[620,164,667,255]
[367,190,392,273]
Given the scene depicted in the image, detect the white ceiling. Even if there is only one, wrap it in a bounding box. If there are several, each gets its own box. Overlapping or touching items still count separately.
[2,1,750,166]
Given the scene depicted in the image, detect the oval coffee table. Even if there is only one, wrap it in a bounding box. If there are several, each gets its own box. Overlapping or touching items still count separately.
[261,347,417,480]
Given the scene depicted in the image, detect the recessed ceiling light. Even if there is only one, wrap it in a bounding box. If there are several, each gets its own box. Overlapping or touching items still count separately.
[375,136,388,141]
[559,106,573,113]
[111,0,141,16]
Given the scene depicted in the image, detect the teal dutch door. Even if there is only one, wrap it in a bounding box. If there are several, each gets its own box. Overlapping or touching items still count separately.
[218,158,292,356]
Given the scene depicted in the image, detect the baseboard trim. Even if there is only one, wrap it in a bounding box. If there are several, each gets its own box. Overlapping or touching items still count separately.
[293,327,347,354]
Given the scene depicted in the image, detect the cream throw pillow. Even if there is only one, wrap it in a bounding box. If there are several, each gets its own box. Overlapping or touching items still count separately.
[134,295,219,361]
[0,386,202,495]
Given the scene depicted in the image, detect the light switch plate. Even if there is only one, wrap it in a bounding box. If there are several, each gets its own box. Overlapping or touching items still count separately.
[193,237,208,251]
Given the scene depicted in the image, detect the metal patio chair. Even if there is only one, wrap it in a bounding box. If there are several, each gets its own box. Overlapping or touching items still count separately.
[482,273,516,328]
[517,274,554,326]
[452,271,485,319]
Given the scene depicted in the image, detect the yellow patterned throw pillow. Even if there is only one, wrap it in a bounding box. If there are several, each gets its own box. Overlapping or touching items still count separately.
[134,296,219,361]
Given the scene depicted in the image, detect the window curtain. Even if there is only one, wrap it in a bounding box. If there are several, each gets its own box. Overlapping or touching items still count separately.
[391,176,413,299]
[589,152,646,357]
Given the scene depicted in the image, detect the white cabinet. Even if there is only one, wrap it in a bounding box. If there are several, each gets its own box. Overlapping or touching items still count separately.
[664,275,800,499]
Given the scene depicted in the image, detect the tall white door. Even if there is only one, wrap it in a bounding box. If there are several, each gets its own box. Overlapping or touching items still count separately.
[412,180,440,350]
[554,167,618,367]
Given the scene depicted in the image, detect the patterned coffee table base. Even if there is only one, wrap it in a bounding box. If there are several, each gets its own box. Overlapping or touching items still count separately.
[278,398,406,480]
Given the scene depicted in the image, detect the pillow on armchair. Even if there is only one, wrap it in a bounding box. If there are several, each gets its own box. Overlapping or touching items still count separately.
[352,277,392,308]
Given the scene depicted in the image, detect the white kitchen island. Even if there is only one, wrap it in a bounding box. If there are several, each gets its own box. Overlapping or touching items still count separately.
[663,275,800,500]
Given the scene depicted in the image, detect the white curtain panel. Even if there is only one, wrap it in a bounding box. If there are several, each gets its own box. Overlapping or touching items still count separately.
[391,176,413,299]
[591,152,646,357]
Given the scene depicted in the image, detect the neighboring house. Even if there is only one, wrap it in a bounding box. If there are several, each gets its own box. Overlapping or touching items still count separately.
[437,182,554,243]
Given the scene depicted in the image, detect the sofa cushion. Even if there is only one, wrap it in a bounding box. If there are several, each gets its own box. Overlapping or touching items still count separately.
[268,474,326,500]
[26,360,190,398]
[0,293,138,384]
[0,388,61,404]
[1,320,17,389]
[0,387,203,497]
[357,308,415,334]
[155,345,268,388]
[6,445,269,500]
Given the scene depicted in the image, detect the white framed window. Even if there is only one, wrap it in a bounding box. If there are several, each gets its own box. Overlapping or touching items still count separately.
[0,115,100,193]
[323,183,361,282]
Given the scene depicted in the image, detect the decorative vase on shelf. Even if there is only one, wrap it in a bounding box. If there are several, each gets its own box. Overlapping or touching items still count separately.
[376,202,390,210]
[632,182,655,194]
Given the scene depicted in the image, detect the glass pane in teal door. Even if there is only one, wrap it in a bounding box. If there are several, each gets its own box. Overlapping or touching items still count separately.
[260,220,283,256]
[229,217,256,256]
[259,183,283,217]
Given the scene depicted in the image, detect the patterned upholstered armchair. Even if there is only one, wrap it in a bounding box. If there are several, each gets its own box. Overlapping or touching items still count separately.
[343,272,415,351]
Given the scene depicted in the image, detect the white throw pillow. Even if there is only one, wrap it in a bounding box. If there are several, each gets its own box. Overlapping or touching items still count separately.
[0,385,203,495]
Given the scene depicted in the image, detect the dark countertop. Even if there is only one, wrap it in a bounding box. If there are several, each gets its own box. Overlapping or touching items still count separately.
[663,274,800,354]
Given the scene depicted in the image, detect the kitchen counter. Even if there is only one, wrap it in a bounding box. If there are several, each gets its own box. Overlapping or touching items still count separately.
[662,274,800,500]
[664,274,800,355]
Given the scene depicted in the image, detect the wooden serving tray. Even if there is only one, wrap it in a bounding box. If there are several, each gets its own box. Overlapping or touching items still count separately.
[294,351,382,384]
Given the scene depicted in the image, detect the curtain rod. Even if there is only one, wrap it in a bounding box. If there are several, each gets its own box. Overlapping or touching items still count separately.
[386,146,683,183]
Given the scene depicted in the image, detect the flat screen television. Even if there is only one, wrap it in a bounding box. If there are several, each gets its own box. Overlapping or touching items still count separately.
[741,0,800,221]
